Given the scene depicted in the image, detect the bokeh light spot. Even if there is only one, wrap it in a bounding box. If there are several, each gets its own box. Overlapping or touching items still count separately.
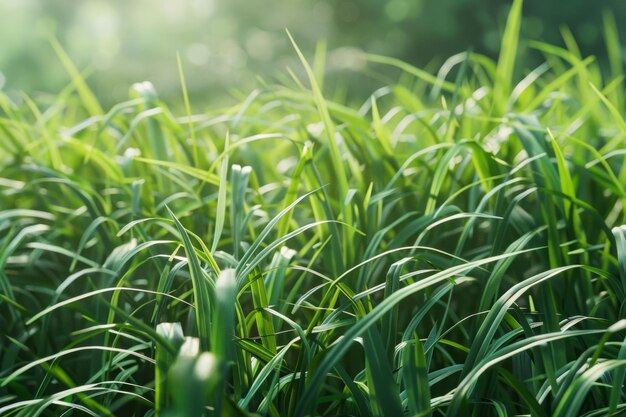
[186,43,211,66]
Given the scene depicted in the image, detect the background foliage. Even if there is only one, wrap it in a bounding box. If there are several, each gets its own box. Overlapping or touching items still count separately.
[1,0,626,106]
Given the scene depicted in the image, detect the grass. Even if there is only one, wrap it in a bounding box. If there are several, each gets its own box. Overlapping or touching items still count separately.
[1,1,626,415]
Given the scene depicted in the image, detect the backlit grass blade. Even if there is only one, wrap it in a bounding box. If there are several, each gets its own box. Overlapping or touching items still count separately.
[176,52,199,166]
[211,132,230,254]
[167,207,213,351]
[131,81,168,161]
[230,164,252,259]
[366,53,455,93]
[286,29,353,250]
[463,265,584,379]
[210,269,238,416]
[48,35,103,117]
[21,93,62,170]
[276,142,313,237]
[603,10,624,110]
[26,286,192,325]
[212,269,238,363]
[235,187,322,280]
[2,346,155,387]
[265,246,297,317]
[247,267,277,355]
[133,157,220,185]
[554,358,626,417]
[492,0,522,114]
[448,328,611,415]
[287,31,348,197]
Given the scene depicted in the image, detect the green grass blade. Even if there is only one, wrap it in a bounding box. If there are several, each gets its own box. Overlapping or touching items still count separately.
[48,35,102,116]
[167,207,214,351]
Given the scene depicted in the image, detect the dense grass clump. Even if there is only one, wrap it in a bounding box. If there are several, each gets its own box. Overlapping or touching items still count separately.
[2,2,626,416]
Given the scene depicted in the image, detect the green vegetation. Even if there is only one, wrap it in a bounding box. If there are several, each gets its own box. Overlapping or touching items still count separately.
[2,0,625,106]
[2,1,626,416]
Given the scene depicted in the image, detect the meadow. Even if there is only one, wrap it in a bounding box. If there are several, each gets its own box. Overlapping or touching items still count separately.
[1,1,626,415]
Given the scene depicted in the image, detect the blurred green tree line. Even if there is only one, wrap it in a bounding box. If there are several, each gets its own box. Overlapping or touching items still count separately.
[0,0,623,107]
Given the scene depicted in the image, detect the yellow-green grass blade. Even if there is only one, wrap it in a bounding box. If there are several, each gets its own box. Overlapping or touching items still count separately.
[176,52,199,166]
[492,0,522,114]
[603,10,624,110]
[287,30,354,264]
[211,133,230,254]
[48,36,102,117]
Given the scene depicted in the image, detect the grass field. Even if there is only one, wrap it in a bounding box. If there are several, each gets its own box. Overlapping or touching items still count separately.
[2,1,626,416]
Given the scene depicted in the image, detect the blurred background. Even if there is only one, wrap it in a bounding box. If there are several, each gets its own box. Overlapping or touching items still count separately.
[1,0,625,108]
